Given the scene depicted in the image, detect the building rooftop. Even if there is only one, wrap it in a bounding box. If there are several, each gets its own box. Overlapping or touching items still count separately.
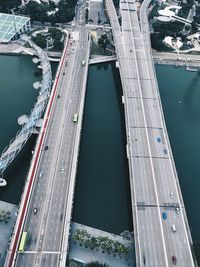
[0,13,30,43]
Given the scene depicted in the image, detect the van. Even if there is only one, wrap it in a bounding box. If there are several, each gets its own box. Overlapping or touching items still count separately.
[172,224,176,233]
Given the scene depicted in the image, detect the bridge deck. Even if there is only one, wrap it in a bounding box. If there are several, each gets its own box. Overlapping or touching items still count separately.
[106,0,195,266]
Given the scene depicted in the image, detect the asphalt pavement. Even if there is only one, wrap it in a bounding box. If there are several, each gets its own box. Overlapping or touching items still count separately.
[106,0,195,266]
[13,29,90,267]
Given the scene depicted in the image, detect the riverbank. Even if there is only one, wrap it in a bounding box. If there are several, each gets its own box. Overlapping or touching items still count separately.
[0,43,62,59]
[68,222,135,267]
[153,50,200,68]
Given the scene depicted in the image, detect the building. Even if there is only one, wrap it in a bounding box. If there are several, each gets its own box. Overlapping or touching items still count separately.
[0,13,31,43]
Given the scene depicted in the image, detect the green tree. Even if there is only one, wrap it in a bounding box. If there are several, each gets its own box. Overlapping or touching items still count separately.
[32,34,46,49]
[0,0,20,13]
[98,34,110,50]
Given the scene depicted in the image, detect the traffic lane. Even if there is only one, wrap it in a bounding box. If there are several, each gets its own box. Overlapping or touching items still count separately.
[162,208,194,267]
[14,79,69,265]
[33,98,77,258]
[14,253,36,267]
[42,123,75,252]
[152,158,179,205]
[38,253,60,267]
[36,32,87,253]
[142,98,162,128]
[14,120,59,265]
[13,29,88,267]
[131,157,157,204]
[24,110,66,250]
[137,207,168,267]
[15,36,79,266]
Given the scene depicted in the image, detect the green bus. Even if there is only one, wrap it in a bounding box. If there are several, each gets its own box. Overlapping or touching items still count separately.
[73,113,78,123]
[18,232,27,253]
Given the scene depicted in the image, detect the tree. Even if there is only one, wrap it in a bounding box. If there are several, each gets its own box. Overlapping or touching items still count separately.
[0,0,20,13]
[98,34,110,50]
[23,1,48,22]
[32,34,46,49]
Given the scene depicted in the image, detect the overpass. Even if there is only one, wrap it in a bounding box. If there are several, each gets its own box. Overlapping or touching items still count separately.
[105,0,196,266]
[4,28,90,267]
[89,55,116,64]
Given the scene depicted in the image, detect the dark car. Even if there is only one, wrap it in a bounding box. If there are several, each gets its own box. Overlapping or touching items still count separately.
[45,145,48,151]
[172,256,177,265]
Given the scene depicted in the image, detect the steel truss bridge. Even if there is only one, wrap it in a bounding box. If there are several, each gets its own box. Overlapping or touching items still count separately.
[0,39,52,184]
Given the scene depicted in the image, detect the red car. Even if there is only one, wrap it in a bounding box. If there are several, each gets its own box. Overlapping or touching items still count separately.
[172,256,177,265]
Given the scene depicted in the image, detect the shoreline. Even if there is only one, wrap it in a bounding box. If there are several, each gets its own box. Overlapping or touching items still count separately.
[1,44,200,68]
[152,50,200,68]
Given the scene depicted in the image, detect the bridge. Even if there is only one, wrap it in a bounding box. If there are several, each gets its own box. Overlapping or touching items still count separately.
[89,55,116,64]
[0,38,52,186]
[4,28,90,267]
[105,0,196,266]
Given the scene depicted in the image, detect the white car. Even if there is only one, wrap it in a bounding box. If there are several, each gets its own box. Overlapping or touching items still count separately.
[33,208,38,214]
[176,207,180,214]
[61,168,65,174]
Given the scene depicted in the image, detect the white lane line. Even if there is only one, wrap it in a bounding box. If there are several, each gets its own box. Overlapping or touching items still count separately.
[23,251,60,254]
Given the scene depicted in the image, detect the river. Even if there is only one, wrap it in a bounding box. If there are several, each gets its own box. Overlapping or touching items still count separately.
[0,55,199,243]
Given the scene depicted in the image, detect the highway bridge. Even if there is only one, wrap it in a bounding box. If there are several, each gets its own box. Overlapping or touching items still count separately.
[105,0,196,266]
[4,28,90,267]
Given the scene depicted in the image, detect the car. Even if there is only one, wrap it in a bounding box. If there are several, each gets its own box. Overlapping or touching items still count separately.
[39,171,44,178]
[33,208,38,214]
[171,224,176,233]
[162,212,167,220]
[163,148,168,154]
[170,192,174,199]
[172,255,177,265]
[157,137,161,143]
[61,168,65,174]
[176,207,180,214]
[44,145,48,151]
